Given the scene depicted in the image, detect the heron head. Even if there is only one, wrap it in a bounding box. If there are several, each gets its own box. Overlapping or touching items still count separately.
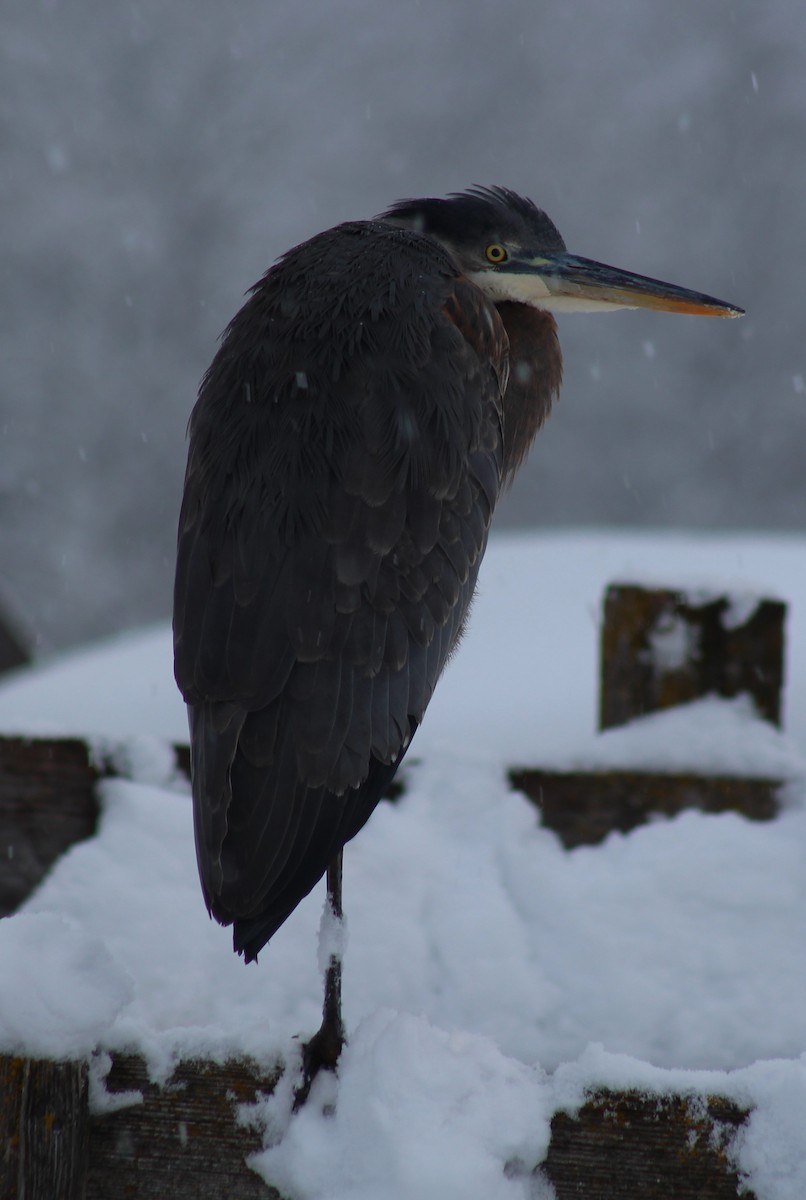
[382,186,743,319]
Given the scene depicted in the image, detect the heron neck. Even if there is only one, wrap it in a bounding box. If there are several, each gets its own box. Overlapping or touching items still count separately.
[495,301,562,481]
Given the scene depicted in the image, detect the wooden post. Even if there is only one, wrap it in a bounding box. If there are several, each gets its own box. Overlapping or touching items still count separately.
[511,582,788,845]
[600,583,786,731]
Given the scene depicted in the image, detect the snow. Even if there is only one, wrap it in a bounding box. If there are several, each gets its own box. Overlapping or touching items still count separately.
[1,530,806,1198]
[317,897,347,980]
[536,694,804,779]
[0,913,132,1060]
[647,608,695,670]
[254,1011,555,1200]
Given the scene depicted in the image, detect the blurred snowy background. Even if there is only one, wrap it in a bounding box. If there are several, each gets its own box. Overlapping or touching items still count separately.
[1,0,802,653]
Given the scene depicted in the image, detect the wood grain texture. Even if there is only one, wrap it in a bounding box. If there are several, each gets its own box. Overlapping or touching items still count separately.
[0,1055,89,1200]
[545,1089,753,1199]
[86,1054,283,1200]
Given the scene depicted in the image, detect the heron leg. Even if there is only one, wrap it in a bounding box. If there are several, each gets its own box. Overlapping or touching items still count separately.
[293,850,346,1109]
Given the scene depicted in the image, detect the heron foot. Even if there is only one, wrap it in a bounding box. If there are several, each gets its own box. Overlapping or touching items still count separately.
[292,1017,345,1110]
[293,853,346,1110]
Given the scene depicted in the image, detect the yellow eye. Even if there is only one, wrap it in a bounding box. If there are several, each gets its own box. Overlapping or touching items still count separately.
[485,243,508,264]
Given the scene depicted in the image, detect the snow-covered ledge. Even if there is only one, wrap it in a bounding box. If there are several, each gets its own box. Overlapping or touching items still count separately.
[2,535,806,1199]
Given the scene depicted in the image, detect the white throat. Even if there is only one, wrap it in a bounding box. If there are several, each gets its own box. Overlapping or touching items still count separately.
[466,268,634,314]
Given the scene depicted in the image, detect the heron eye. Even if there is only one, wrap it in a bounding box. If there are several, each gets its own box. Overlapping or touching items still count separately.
[485,243,508,264]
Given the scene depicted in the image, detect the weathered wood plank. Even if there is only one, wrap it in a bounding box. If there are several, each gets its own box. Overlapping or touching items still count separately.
[0,1051,753,1200]
[509,768,781,848]
[545,1088,753,1199]
[600,583,786,730]
[0,1055,89,1200]
[86,1054,283,1200]
[0,1051,749,1200]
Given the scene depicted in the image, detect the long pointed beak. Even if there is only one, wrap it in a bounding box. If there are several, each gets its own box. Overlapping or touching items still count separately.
[510,251,744,317]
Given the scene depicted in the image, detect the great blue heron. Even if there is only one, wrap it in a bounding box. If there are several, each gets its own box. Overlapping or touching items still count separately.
[173,186,742,1099]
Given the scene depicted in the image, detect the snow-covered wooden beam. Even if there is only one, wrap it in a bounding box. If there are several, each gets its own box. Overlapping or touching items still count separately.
[0,1051,755,1200]
[511,581,787,844]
